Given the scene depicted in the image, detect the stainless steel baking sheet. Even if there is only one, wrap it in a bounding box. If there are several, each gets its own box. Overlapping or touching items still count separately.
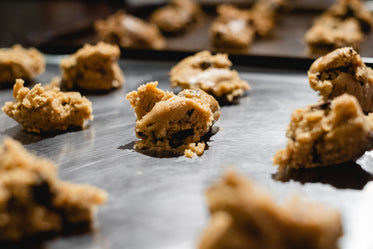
[0,56,372,249]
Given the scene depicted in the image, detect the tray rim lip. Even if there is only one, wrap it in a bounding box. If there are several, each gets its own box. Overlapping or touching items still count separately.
[38,46,373,70]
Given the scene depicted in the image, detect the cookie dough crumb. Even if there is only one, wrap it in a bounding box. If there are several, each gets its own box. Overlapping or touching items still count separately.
[94,10,166,50]
[210,4,254,49]
[198,170,343,249]
[150,0,202,34]
[308,47,373,113]
[126,81,220,157]
[0,45,45,84]
[60,42,124,91]
[184,142,205,158]
[2,79,93,133]
[273,94,373,170]
[0,138,107,241]
[170,50,250,104]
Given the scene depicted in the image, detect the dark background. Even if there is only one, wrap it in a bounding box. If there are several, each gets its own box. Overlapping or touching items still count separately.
[0,0,344,48]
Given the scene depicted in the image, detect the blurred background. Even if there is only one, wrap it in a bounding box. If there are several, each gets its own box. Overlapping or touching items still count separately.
[0,0,347,47]
[1,0,372,60]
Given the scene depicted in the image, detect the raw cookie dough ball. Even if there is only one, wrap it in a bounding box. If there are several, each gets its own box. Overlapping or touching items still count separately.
[304,16,363,55]
[273,94,373,169]
[308,47,373,113]
[60,42,124,91]
[151,0,202,34]
[0,45,45,85]
[126,81,220,157]
[0,138,107,241]
[2,79,93,133]
[198,170,343,249]
[94,10,166,50]
[170,50,250,104]
[210,4,254,49]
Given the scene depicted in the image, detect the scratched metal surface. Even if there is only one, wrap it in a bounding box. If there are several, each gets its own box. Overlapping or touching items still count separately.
[0,56,373,248]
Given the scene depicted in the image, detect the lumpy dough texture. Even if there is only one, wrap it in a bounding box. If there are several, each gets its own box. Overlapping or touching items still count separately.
[273,94,373,169]
[308,47,373,113]
[126,81,220,157]
[94,10,165,50]
[2,79,93,133]
[198,170,343,249]
[170,50,250,104]
[60,42,124,91]
[150,0,202,34]
[0,45,45,84]
[0,138,107,241]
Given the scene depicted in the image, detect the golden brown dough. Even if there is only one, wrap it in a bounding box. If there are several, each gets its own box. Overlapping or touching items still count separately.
[170,50,250,104]
[0,138,107,241]
[126,81,220,158]
[273,94,373,169]
[304,0,372,54]
[94,10,166,50]
[150,0,202,34]
[0,45,45,84]
[60,42,124,91]
[198,170,343,249]
[308,47,373,113]
[2,79,93,133]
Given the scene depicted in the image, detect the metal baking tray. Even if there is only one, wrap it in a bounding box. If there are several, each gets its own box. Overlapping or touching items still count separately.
[0,55,372,248]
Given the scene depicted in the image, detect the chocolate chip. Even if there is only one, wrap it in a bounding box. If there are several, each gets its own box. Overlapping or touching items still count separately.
[169,129,194,148]
[311,100,332,111]
[136,131,146,138]
[187,109,195,117]
[200,61,213,70]
[32,175,54,205]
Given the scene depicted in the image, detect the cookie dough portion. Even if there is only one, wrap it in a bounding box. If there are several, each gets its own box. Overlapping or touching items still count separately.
[325,0,373,32]
[304,16,363,55]
[210,4,254,49]
[198,170,343,249]
[304,0,372,55]
[2,79,93,133]
[273,94,373,170]
[60,42,124,91]
[94,10,166,50]
[150,0,202,34]
[250,0,286,38]
[0,138,107,241]
[308,47,373,113]
[126,82,220,157]
[0,45,45,84]
[170,50,250,104]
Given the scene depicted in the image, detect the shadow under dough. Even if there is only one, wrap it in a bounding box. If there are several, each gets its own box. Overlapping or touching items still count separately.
[273,161,373,190]
[0,125,88,145]
[117,126,220,158]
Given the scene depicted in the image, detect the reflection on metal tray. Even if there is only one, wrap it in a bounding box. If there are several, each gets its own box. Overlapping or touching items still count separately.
[0,56,372,248]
